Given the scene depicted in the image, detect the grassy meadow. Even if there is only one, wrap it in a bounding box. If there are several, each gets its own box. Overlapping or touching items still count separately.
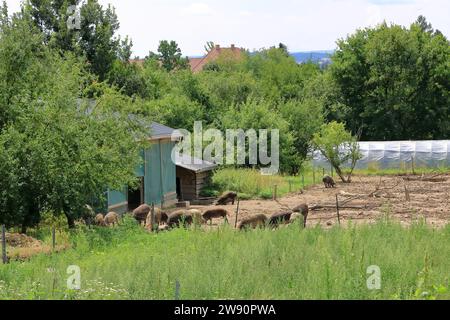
[0,216,449,300]
[208,167,317,199]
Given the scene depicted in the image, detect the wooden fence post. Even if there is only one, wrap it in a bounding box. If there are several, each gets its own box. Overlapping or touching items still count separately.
[302,174,305,190]
[175,280,180,300]
[336,195,341,226]
[273,185,278,201]
[404,185,411,202]
[2,225,7,264]
[151,203,156,232]
[52,227,56,251]
[235,200,240,229]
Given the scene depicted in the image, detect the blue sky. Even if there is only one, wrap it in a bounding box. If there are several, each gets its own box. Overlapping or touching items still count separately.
[5,0,450,57]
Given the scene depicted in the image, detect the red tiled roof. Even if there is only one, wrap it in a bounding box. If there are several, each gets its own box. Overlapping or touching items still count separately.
[189,44,243,73]
[188,57,204,71]
[130,59,145,67]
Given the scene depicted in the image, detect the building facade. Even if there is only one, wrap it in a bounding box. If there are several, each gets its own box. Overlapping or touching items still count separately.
[107,123,180,214]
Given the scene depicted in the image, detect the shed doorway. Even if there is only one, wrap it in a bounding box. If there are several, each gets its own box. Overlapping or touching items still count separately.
[128,177,144,211]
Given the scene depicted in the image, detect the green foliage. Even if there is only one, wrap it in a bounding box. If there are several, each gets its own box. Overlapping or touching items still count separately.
[329,20,450,140]
[312,122,362,182]
[210,168,310,198]
[0,11,148,230]
[221,99,297,173]
[142,94,204,131]
[26,0,130,81]
[148,40,188,72]
[279,98,324,169]
[107,60,147,98]
[199,187,220,198]
[0,220,448,299]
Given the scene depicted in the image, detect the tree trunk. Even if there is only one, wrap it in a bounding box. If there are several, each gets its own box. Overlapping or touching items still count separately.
[21,223,27,235]
[65,213,76,229]
[334,165,350,183]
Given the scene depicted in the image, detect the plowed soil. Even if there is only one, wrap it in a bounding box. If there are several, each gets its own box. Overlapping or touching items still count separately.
[190,174,450,228]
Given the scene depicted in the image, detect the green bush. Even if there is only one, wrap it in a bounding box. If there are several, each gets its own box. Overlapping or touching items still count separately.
[237,193,252,201]
[259,191,273,200]
[199,187,220,198]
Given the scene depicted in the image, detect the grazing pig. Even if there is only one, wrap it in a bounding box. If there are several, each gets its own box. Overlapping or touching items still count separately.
[238,214,268,230]
[104,212,119,227]
[188,209,205,225]
[133,204,151,225]
[202,208,228,223]
[323,175,336,188]
[145,208,169,229]
[95,213,106,226]
[268,211,293,227]
[158,224,170,232]
[82,204,97,225]
[216,192,238,205]
[167,210,193,228]
[291,203,309,228]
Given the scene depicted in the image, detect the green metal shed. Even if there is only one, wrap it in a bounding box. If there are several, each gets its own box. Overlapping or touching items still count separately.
[107,122,180,214]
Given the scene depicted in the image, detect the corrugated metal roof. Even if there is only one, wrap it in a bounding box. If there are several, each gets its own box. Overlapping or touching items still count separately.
[149,122,179,139]
[175,153,218,173]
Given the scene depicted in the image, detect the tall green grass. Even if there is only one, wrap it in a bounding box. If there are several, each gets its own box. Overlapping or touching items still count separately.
[210,168,315,199]
[0,217,448,300]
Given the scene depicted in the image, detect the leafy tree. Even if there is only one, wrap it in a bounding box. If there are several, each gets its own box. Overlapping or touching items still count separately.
[330,19,450,140]
[280,98,324,172]
[204,41,215,53]
[107,59,148,98]
[416,15,432,33]
[243,48,320,101]
[25,0,131,80]
[148,40,188,72]
[0,11,148,230]
[312,122,362,183]
[278,43,289,56]
[142,93,204,131]
[197,71,256,122]
[221,99,297,173]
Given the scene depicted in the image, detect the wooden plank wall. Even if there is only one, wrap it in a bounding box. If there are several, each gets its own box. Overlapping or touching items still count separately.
[176,167,212,201]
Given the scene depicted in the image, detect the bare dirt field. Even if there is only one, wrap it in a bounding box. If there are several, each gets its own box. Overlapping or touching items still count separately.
[189,174,450,228]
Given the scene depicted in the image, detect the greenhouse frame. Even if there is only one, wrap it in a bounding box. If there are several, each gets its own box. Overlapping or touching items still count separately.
[312,140,450,170]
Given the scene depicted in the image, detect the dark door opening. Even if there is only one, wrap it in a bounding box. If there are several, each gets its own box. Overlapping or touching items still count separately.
[176,177,182,200]
[128,177,144,211]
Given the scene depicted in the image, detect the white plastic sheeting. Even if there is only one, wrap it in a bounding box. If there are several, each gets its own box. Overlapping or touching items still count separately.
[312,141,450,170]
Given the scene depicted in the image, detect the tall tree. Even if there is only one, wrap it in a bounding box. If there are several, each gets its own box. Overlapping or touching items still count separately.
[204,41,215,53]
[330,18,449,140]
[0,10,147,230]
[148,40,188,72]
[25,0,131,80]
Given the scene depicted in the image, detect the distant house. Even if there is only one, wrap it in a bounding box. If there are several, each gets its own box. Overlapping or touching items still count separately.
[175,154,218,202]
[130,44,244,73]
[129,58,145,67]
[107,122,182,214]
[189,44,244,73]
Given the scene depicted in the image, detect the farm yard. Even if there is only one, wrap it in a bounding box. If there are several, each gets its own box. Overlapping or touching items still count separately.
[212,174,450,229]
[0,171,449,300]
[0,0,449,304]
